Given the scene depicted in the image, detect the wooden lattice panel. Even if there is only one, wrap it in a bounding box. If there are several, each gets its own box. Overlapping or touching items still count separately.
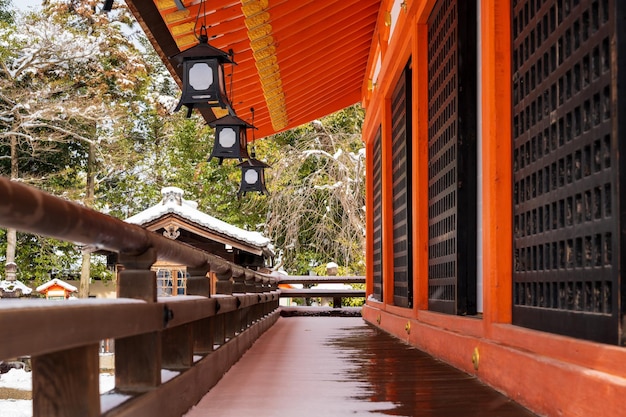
[512,0,624,344]
[391,64,413,308]
[427,0,477,315]
[372,127,383,302]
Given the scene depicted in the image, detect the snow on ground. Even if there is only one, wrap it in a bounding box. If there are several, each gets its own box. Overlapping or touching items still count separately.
[0,370,116,417]
[0,369,32,391]
[0,401,31,417]
[0,369,181,415]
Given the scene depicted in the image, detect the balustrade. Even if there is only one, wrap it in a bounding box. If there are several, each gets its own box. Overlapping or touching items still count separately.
[0,177,279,417]
[278,275,366,310]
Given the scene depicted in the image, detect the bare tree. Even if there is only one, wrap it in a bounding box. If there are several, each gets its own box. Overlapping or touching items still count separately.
[264,106,366,274]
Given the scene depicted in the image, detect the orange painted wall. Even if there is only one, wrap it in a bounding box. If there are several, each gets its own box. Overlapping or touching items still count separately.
[360,0,626,416]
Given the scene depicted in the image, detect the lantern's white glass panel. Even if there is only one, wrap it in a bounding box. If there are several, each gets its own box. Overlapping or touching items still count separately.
[188,63,214,91]
[244,169,259,184]
[218,128,237,148]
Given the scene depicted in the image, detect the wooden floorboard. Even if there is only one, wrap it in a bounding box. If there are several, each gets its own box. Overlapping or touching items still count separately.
[184,317,538,417]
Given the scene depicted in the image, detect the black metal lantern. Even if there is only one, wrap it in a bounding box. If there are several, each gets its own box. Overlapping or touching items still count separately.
[207,114,253,164]
[170,28,235,118]
[237,156,270,196]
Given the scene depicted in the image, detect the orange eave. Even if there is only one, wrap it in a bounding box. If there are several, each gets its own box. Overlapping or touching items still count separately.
[126,0,381,139]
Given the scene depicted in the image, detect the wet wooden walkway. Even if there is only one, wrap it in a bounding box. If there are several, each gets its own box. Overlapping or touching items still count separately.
[184,317,537,417]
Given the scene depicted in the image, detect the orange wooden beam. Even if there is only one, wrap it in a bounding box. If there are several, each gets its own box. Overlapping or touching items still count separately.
[381,94,395,306]
[365,137,375,298]
[413,20,429,313]
[481,0,513,329]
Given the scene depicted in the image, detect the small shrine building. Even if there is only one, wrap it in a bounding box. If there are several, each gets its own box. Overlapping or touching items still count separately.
[36,278,77,300]
[123,187,274,296]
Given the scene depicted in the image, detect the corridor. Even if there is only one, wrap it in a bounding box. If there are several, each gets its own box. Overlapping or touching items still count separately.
[185,317,537,417]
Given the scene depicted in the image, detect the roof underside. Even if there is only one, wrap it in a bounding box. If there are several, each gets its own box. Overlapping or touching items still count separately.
[126,0,380,139]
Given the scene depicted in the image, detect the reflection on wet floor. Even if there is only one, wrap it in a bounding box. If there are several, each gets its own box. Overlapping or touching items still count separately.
[185,317,537,417]
[326,323,537,417]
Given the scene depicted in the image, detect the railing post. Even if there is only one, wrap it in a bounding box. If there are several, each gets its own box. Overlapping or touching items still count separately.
[214,265,234,344]
[259,294,268,319]
[246,302,254,328]
[272,291,280,311]
[162,323,193,369]
[268,278,278,314]
[248,272,261,321]
[213,312,225,347]
[32,344,100,417]
[116,248,157,302]
[115,249,161,391]
[214,266,233,295]
[236,296,247,334]
[255,275,263,293]
[187,265,214,354]
[232,268,246,293]
[245,270,256,293]
[186,264,211,297]
[225,310,236,341]
[262,280,271,316]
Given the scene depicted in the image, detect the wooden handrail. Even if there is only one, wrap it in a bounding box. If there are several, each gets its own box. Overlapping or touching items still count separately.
[0,177,275,284]
[277,275,365,284]
[277,275,365,309]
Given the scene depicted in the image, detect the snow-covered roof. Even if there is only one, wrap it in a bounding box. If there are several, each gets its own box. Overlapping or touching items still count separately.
[36,278,78,293]
[0,280,32,295]
[125,187,271,250]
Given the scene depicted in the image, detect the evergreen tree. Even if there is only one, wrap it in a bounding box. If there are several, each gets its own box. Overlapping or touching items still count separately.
[0,0,13,24]
[0,0,366,288]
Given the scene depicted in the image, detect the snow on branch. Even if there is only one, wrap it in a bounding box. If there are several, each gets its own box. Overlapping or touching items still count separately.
[2,14,104,81]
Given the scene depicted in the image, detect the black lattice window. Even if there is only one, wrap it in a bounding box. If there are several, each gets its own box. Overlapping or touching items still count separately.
[372,127,383,302]
[391,62,413,308]
[427,0,477,315]
[512,0,624,344]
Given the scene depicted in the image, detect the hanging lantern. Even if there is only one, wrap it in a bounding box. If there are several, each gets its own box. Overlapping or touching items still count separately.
[207,114,253,164]
[237,157,270,196]
[233,107,269,196]
[170,27,235,118]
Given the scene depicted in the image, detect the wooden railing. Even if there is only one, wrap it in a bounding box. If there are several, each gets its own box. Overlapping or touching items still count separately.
[0,177,280,417]
[278,275,365,308]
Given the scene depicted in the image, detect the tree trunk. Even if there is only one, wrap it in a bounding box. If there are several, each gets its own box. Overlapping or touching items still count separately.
[79,250,91,298]
[5,134,18,281]
[79,142,96,298]
[5,229,16,281]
